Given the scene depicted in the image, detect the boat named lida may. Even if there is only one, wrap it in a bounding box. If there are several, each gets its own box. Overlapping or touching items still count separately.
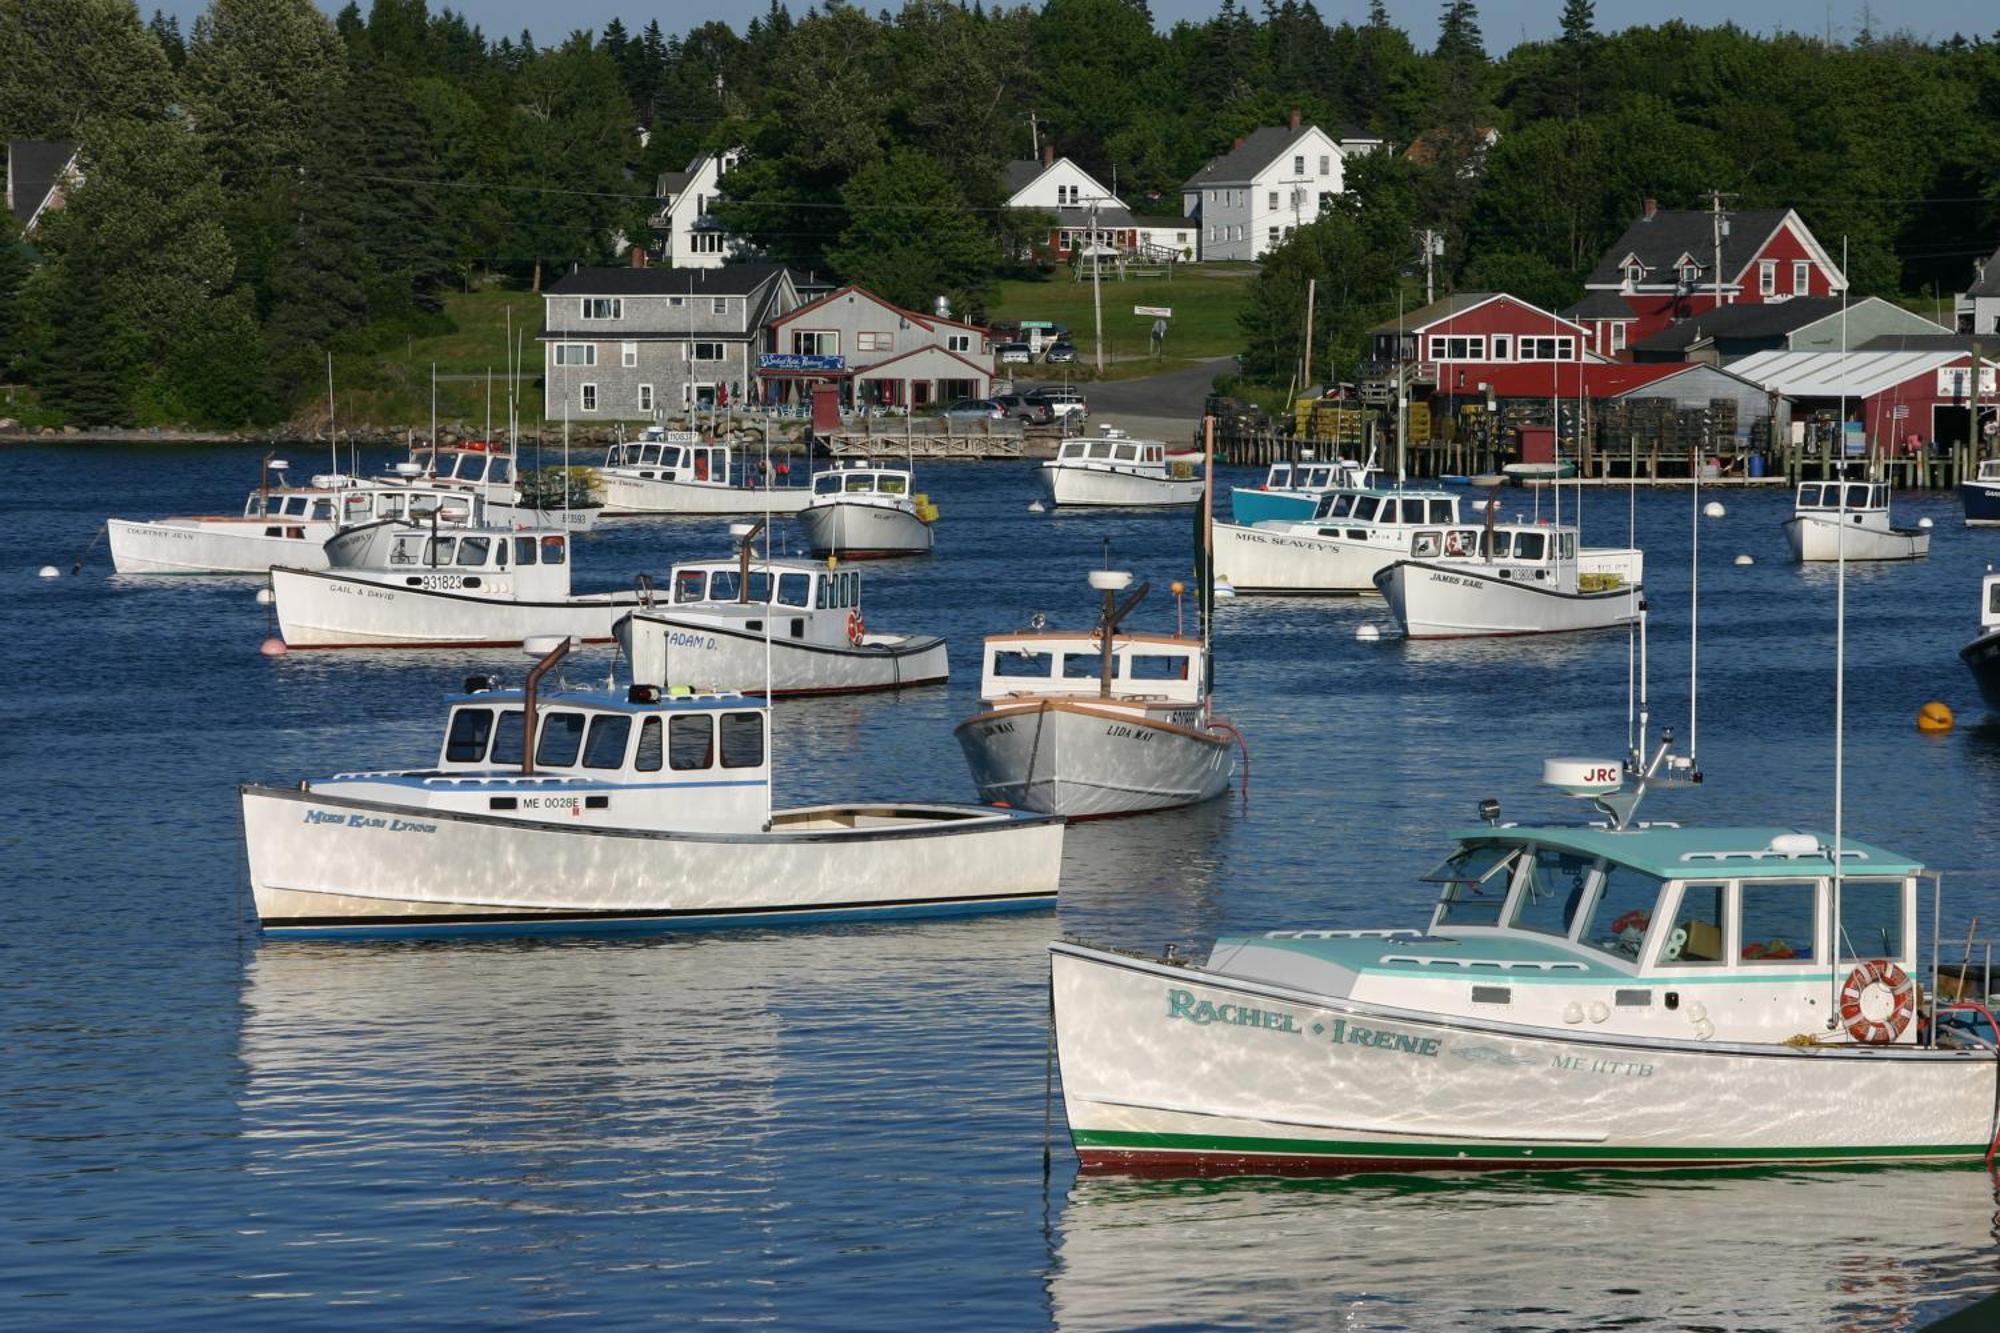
[1052,748,1998,1176]
[615,525,948,697]
[241,639,1063,937]
[955,571,1236,818]
[797,459,938,558]
[1375,518,1644,639]
[1784,479,1930,562]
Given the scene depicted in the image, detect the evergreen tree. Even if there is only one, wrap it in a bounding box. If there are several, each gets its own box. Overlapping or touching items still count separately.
[184,0,349,190]
[32,248,129,424]
[148,9,185,66]
[0,211,30,376]
[826,148,997,314]
[0,0,177,136]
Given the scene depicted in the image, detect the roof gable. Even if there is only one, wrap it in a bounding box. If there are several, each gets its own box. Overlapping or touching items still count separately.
[7,139,78,229]
[1182,123,1335,190]
[770,284,981,336]
[1967,244,2000,299]
[543,261,790,297]
[1003,156,1117,209]
[1585,208,1840,291]
[1368,291,1583,338]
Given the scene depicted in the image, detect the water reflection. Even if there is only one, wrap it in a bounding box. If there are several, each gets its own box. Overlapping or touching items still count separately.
[1050,1168,2000,1331]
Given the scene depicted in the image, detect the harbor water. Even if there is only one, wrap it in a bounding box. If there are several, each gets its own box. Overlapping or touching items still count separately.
[9,441,2000,1328]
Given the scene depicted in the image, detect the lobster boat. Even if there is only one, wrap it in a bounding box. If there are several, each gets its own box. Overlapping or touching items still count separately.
[1213,486,1464,596]
[1783,480,1929,562]
[240,639,1062,938]
[797,460,937,558]
[1227,455,1380,527]
[1038,428,1203,509]
[1961,459,2000,526]
[615,525,947,697]
[1374,520,1643,638]
[1959,569,2000,712]
[386,440,599,531]
[1052,745,1998,1176]
[596,428,809,516]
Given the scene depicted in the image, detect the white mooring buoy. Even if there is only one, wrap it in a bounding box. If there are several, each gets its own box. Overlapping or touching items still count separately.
[1027,500,1046,513]
[1355,623,1381,641]
[255,587,275,605]
[259,637,288,657]
[1919,517,1935,530]
[1703,501,1725,519]
[38,565,59,578]
[1734,554,1754,566]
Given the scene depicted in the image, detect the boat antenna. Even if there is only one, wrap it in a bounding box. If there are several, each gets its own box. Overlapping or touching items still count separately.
[1395,290,1407,487]
[1829,238,1851,1026]
[763,435,775,831]
[1202,413,1216,695]
[1689,395,1700,769]
[326,351,337,482]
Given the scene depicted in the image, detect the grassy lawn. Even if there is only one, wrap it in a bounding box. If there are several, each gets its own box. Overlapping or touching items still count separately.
[984,262,1254,381]
[335,288,547,431]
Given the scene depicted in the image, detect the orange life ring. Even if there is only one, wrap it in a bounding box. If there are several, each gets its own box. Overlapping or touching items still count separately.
[1839,959,1915,1044]
[846,609,865,646]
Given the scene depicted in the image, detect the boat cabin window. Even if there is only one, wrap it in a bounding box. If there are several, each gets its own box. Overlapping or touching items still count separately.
[1305,466,1332,489]
[1509,848,1596,937]
[675,570,708,602]
[636,717,663,771]
[879,474,907,495]
[720,711,764,768]
[815,473,841,495]
[583,715,630,770]
[1061,441,1087,461]
[1087,441,1115,460]
[540,536,566,565]
[1659,882,1728,965]
[1428,499,1454,522]
[535,711,586,767]
[1990,581,2000,616]
[1442,529,1476,557]
[1739,879,1817,962]
[708,569,771,603]
[1398,499,1428,523]
[777,572,811,607]
[513,536,539,566]
[1352,496,1382,522]
[994,650,1053,679]
[1427,843,1521,927]
[1128,653,1191,680]
[1268,464,1292,487]
[845,472,878,492]
[669,715,712,769]
[390,533,427,566]
[312,499,333,519]
[1836,878,1907,962]
[445,707,495,763]
[455,535,491,567]
[1559,532,1576,560]
[488,457,513,484]
[1513,531,1547,562]
[1412,531,1443,558]
[1063,652,1103,678]
[1582,863,1666,960]
[1114,443,1139,462]
[490,710,525,765]
[425,536,457,565]
[1315,493,1356,520]
[1144,445,1164,464]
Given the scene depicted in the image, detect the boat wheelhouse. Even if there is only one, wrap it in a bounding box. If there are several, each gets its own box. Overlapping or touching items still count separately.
[1051,755,1996,1176]
[1228,456,1381,527]
[1961,459,2000,527]
[1213,486,1463,595]
[1959,570,2000,711]
[1038,428,1202,509]
[797,460,937,558]
[240,650,1062,938]
[270,526,650,649]
[595,428,809,516]
[1783,480,1929,562]
[391,441,598,530]
[616,538,947,696]
[1374,520,1644,638]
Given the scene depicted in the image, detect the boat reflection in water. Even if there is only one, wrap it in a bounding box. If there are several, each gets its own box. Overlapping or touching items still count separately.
[1055,798,1236,945]
[1050,1168,2000,1331]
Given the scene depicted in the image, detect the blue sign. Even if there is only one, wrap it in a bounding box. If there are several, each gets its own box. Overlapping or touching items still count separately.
[758,353,845,372]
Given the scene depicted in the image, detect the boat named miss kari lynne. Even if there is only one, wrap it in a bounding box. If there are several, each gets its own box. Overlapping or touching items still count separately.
[241,640,1062,937]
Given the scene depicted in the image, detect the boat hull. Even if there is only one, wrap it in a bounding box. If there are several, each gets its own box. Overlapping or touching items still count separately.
[596,471,811,517]
[1783,514,1930,562]
[797,501,934,557]
[1039,464,1202,509]
[108,517,333,575]
[1212,521,1400,595]
[1961,628,2000,712]
[1376,560,1642,639]
[242,784,1063,938]
[954,700,1233,817]
[618,611,949,696]
[1051,943,1996,1176]
[1961,480,2000,526]
[1227,488,1315,527]
[271,566,643,648]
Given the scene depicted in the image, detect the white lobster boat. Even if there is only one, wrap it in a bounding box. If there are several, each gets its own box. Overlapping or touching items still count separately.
[615,534,947,697]
[1038,428,1202,509]
[955,571,1235,818]
[1783,480,1930,562]
[1375,520,1643,639]
[796,460,937,557]
[387,440,598,531]
[270,526,647,649]
[1959,570,2000,712]
[240,642,1063,938]
[1053,748,1997,1176]
[596,428,810,516]
[1213,486,1464,595]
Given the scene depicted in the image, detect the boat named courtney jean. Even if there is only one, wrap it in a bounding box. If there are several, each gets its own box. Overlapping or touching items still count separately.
[1784,480,1930,562]
[955,571,1235,817]
[241,641,1062,937]
[596,427,810,516]
[797,459,937,557]
[615,526,947,696]
[270,525,648,649]
[1213,486,1464,595]
[1052,750,1996,1176]
[1375,519,1643,638]
[1038,428,1202,509]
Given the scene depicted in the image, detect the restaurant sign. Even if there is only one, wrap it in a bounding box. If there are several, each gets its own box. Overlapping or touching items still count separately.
[758,353,846,372]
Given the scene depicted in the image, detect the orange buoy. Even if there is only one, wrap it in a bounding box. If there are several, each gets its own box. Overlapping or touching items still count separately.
[259,637,289,657]
[1917,700,1954,734]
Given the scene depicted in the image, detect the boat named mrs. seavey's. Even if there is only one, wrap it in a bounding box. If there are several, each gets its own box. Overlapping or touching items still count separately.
[241,641,1062,937]
[1053,749,1999,1176]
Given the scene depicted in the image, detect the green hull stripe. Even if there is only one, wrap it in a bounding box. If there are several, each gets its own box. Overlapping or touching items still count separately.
[1072,1129,1986,1163]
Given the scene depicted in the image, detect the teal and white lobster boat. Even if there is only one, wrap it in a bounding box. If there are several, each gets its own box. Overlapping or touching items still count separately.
[1052,744,1998,1176]
[1227,455,1381,527]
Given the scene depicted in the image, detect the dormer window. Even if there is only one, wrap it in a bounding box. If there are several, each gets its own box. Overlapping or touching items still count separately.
[1622,259,1644,289]
[1679,261,1700,287]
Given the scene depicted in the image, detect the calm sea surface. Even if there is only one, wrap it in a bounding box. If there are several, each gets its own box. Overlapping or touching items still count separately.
[8,441,2000,1329]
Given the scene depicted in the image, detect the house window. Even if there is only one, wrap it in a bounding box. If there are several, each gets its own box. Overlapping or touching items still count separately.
[1679,262,1700,287]
[1793,260,1810,294]
[1268,190,1279,209]
[668,296,685,307]
[947,333,971,352]
[689,233,724,254]
[621,342,637,368]
[638,384,654,413]
[792,330,838,356]
[1319,155,1330,175]
[1492,335,1511,360]
[1623,260,1643,289]
[1520,336,1573,361]
[689,341,724,362]
[712,298,728,314]
[579,298,621,320]
[857,331,894,352]
[1759,260,1776,297]
[580,383,597,412]
[1425,335,1486,360]
[554,343,595,366]
[1293,155,1305,174]
[1268,226,1280,246]
[1610,323,1627,352]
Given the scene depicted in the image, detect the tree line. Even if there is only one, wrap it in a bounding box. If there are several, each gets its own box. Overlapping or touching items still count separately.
[0,0,1996,427]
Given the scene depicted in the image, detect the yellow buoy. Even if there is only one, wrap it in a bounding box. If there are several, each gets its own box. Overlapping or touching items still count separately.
[1917,701,1954,734]
[1170,581,1186,596]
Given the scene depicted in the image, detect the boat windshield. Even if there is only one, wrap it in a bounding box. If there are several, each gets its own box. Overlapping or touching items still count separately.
[1314,492,1356,520]
[1581,862,1666,960]
[1426,843,1522,927]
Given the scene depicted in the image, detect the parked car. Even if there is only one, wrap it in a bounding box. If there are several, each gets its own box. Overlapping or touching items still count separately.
[995,342,1034,365]
[1024,386,1087,424]
[992,392,1051,423]
[1043,341,1080,365]
[941,397,1008,420]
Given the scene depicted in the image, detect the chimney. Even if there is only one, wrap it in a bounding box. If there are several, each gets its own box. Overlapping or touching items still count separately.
[630,246,648,269]
[1289,108,1301,131]
[1042,141,1054,167]
[1643,197,1657,221]
[1233,136,1246,150]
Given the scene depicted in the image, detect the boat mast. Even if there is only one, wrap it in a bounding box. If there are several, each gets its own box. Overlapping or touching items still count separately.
[326,351,337,481]
[1202,413,1216,696]
[1828,237,1851,1025]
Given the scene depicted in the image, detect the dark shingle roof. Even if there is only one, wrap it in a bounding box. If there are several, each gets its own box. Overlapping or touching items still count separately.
[545,262,791,297]
[1365,292,1500,336]
[7,139,76,228]
[1585,208,1796,289]
[1630,296,1846,353]
[1855,333,1997,354]
[1565,291,1639,320]
[1002,159,1042,195]
[1969,245,2000,299]
[1182,125,1316,190]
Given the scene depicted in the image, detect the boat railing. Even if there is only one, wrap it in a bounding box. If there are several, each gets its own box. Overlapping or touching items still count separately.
[1380,955,1593,973]
[1268,929,1422,940]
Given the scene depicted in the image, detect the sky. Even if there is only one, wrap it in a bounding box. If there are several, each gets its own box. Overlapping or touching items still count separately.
[153,1,1999,52]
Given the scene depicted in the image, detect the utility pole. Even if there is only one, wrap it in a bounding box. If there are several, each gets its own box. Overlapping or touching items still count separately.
[1090,198,1104,373]
[1028,110,1039,157]
[1418,229,1442,304]
[1708,190,1737,314]
[1302,278,1317,395]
